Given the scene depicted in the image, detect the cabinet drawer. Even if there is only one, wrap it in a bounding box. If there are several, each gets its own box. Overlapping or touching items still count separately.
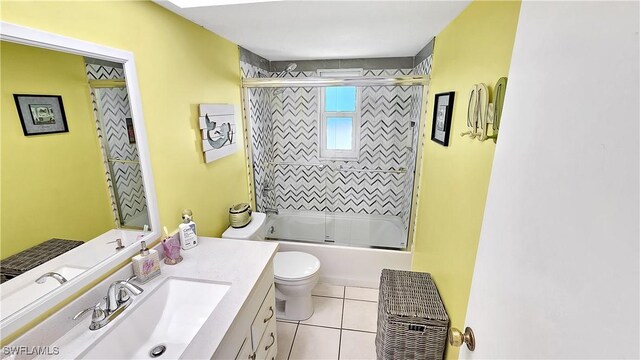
[254,316,277,360]
[251,284,275,349]
[235,335,253,360]
[264,343,276,360]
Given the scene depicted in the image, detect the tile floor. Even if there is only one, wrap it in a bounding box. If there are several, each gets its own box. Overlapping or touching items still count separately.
[276,283,379,360]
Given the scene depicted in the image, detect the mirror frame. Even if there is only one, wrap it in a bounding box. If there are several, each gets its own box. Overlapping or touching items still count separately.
[0,22,161,337]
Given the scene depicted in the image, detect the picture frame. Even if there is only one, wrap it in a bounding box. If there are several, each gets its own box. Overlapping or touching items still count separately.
[431,91,455,146]
[126,117,136,144]
[13,94,69,136]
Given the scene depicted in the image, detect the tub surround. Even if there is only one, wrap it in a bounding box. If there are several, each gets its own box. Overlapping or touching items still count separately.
[241,53,433,234]
[8,237,278,360]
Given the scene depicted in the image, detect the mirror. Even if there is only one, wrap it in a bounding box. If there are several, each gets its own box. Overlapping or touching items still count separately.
[0,22,160,337]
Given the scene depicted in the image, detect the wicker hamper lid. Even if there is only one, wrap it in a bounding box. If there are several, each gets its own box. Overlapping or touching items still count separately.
[380,269,449,322]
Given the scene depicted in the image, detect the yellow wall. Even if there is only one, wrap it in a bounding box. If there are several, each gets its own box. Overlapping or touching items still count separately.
[1,42,114,258]
[411,1,521,358]
[0,1,249,237]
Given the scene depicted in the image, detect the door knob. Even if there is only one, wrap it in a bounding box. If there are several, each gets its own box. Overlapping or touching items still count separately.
[448,327,475,351]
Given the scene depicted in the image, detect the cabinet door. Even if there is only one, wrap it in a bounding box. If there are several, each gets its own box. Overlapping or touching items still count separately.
[235,335,253,360]
[251,284,276,350]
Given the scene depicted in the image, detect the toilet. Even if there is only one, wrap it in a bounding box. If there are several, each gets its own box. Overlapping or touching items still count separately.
[222,212,320,321]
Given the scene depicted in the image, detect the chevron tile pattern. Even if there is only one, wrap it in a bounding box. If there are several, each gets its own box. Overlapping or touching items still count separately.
[89,87,120,228]
[86,63,125,80]
[271,83,318,163]
[86,63,147,227]
[110,162,147,222]
[268,69,416,216]
[241,62,276,211]
[328,171,405,215]
[273,165,329,211]
[242,59,432,232]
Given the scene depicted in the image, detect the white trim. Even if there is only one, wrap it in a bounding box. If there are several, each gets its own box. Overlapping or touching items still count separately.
[0,22,161,338]
[317,69,363,161]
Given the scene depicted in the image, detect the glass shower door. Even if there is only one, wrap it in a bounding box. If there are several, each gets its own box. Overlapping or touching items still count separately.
[263,162,327,243]
[92,86,148,229]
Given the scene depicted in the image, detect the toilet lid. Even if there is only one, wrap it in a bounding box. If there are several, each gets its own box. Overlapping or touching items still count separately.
[274,252,320,281]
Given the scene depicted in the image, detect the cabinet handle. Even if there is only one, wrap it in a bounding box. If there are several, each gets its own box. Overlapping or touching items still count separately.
[264,332,276,351]
[263,306,274,323]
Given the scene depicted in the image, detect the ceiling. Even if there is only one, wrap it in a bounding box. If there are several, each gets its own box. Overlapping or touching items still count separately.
[154,1,470,61]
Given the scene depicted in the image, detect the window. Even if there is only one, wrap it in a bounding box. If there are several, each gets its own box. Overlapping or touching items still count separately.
[318,69,362,160]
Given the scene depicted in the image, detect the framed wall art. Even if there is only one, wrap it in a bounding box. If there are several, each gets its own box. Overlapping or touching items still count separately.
[13,94,68,136]
[431,91,455,146]
[199,103,238,163]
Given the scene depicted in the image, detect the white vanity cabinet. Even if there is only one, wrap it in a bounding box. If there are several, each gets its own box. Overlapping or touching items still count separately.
[213,262,278,360]
[236,285,277,360]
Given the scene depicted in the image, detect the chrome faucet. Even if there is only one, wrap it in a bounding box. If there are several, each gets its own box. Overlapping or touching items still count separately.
[106,277,143,312]
[35,272,68,285]
[74,276,143,330]
[265,208,279,215]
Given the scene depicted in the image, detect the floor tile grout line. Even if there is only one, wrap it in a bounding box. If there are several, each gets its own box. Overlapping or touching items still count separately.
[338,286,346,360]
[286,322,299,360]
[312,294,345,300]
[344,297,378,304]
[298,323,342,331]
[341,327,377,335]
[338,328,343,360]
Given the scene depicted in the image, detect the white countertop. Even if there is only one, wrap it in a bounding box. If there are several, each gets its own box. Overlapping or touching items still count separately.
[8,237,278,360]
[1,229,145,320]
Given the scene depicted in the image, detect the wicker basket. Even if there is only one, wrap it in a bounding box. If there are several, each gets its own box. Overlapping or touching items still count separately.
[0,238,84,282]
[375,269,449,360]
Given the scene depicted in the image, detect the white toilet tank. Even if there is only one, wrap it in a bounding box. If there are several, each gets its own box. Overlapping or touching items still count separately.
[221,212,267,240]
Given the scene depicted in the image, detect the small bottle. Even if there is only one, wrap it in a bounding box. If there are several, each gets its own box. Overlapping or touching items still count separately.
[131,241,161,284]
[179,209,198,250]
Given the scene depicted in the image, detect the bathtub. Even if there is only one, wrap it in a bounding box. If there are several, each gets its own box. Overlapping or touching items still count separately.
[265,210,407,249]
[258,210,412,287]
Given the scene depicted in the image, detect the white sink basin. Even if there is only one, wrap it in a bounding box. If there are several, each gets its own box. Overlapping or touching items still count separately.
[1,265,88,317]
[79,277,230,359]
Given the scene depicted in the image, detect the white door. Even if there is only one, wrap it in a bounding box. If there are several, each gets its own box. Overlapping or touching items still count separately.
[459,2,639,359]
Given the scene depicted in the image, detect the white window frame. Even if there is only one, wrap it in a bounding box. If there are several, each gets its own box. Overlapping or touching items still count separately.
[318,68,363,160]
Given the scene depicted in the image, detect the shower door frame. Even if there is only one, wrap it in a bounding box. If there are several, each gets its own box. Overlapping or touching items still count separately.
[90,84,146,229]
[240,75,430,250]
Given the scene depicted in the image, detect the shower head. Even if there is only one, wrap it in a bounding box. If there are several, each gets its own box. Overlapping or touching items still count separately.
[273,62,297,94]
[284,63,297,72]
[276,62,297,78]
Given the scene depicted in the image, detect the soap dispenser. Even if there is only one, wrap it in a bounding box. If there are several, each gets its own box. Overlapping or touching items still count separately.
[178,209,198,250]
[132,241,161,284]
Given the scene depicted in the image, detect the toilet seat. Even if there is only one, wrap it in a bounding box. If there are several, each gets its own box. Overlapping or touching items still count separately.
[274,251,320,281]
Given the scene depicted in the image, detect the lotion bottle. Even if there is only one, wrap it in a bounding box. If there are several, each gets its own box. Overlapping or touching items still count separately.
[179,209,198,250]
[132,241,161,284]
